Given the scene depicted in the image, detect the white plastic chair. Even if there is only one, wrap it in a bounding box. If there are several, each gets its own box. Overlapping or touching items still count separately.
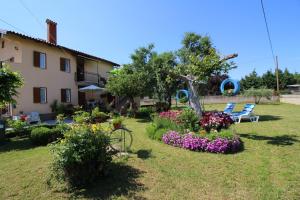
[27,112,41,124]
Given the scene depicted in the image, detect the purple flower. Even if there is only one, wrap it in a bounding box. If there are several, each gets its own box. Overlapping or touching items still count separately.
[162,130,242,154]
[162,130,182,147]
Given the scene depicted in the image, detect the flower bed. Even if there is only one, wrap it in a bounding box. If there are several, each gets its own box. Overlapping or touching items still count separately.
[162,130,242,154]
[200,111,234,132]
[159,110,182,122]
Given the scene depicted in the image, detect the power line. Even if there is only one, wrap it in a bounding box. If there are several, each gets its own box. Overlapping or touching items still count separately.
[18,0,44,28]
[0,17,27,34]
[18,0,71,57]
[260,0,276,66]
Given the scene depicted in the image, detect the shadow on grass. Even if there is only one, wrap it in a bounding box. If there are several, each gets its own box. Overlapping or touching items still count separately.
[258,115,282,122]
[0,137,35,153]
[72,163,146,199]
[136,149,153,160]
[135,118,151,123]
[239,133,299,146]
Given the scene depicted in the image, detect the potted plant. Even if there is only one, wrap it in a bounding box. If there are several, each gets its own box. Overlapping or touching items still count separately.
[112,117,124,129]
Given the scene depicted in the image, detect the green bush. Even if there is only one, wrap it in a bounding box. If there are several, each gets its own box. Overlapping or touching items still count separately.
[146,124,168,141]
[30,127,63,146]
[179,96,188,103]
[73,111,91,124]
[153,116,180,131]
[91,107,109,123]
[146,124,158,139]
[7,119,29,136]
[135,107,154,118]
[147,116,181,141]
[153,128,168,140]
[201,129,236,141]
[50,100,74,116]
[50,125,112,187]
[177,108,199,132]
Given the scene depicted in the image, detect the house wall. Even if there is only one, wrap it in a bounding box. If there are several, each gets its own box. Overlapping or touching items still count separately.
[84,59,114,79]
[1,35,78,115]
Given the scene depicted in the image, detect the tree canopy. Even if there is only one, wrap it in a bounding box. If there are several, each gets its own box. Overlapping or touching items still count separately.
[0,64,23,108]
[241,68,298,91]
[107,32,237,116]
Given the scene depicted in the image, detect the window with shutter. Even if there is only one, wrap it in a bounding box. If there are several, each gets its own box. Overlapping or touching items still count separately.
[33,51,40,67]
[61,89,71,103]
[33,87,47,103]
[66,89,71,103]
[33,51,46,69]
[60,58,70,73]
[40,53,46,69]
[33,87,40,103]
[40,88,47,103]
[60,58,65,71]
[61,89,66,102]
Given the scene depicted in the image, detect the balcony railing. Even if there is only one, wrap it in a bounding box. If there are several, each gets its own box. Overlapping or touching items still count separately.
[75,72,105,87]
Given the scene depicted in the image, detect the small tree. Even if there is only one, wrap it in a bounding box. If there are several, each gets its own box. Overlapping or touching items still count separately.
[243,88,273,104]
[175,33,237,117]
[0,64,23,140]
[106,67,147,113]
[0,64,23,111]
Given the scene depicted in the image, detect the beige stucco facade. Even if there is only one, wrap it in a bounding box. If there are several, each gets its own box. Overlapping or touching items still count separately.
[84,59,113,79]
[0,34,115,115]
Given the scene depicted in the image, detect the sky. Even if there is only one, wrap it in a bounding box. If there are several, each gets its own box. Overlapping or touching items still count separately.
[0,0,299,79]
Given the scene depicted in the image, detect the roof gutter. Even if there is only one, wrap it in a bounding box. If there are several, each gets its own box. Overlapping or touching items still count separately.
[77,54,100,62]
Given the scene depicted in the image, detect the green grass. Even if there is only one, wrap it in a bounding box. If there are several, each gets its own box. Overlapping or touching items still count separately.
[1,103,300,199]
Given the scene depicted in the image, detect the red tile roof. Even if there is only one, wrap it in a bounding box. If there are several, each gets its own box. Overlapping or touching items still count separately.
[3,30,120,66]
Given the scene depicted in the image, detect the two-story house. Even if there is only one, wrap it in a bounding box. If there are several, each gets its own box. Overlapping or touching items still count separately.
[0,19,119,118]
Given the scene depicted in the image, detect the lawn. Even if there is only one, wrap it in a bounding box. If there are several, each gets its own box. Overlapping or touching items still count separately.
[0,103,300,200]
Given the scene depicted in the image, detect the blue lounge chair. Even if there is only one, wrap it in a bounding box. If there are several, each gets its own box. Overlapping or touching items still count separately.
[231,104,259,123]
[224,102,236,114]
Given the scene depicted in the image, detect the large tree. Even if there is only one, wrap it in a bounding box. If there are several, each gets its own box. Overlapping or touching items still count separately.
[107,45,179,110]
[175,33,237,117]
[151,52,178,108]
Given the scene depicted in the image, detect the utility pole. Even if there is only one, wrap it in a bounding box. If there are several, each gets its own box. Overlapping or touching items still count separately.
[275,56,280,95]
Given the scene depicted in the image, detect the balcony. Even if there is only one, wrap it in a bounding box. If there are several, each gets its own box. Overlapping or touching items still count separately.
[75,72,106,87]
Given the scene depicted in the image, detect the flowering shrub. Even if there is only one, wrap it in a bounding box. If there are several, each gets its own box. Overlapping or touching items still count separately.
[162,130,182,147]
[159,110,182,122]
[181,133,210,151]
[50,125,112,187]
[162,130,242,154]
[199,111,234,132]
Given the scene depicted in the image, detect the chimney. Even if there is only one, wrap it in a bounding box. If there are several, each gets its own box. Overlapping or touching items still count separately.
[46,19,57,45]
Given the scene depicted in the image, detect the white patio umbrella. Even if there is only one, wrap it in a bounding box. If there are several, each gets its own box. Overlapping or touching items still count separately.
[79,85,106,100]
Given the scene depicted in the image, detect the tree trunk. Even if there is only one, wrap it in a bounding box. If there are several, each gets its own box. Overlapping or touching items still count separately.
[187,80,203,117]
[129,97,138,117]
[166,95,172,110]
